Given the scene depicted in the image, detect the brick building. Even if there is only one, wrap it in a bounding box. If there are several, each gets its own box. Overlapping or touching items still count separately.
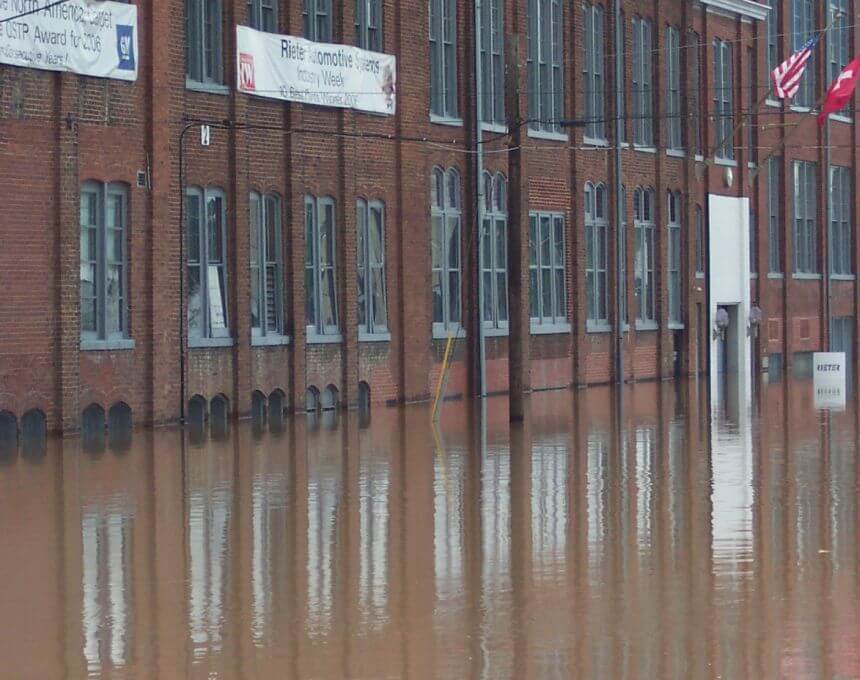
[0,0,856,434]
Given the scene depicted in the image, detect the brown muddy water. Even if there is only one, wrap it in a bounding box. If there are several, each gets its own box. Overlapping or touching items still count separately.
[1,379,859,679]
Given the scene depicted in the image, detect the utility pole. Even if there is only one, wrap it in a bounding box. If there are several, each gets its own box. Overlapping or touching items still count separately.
[613,0,625,385]
[474,0,487,397]
[506,36,528,422]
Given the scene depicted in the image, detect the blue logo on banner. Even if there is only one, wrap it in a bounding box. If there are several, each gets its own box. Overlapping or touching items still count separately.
[116,25,135,71]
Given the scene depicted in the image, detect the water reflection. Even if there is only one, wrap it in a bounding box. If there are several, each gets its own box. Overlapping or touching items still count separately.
[0,379,859,678]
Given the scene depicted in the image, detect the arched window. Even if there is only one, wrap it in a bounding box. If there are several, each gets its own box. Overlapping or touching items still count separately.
[358,381,371,428]
[20,410,46,461]
[108,402,133,453]
[585,182,609,327]
[667,191,683,325]
[210,394,229,440]
[82,403,106,454]
[482,172,508,330]
[357,198,389,337]
[250,192,285,340]
[305,386,320,413]
[251,390,267,425]
[188,395,207,426]
[186,186,229,342]
[269,389,286,434]
[634,188,657,324]
[305,195,339,338]
[322,385,338,411]
[0,411,17,461]
[431,168,463,334]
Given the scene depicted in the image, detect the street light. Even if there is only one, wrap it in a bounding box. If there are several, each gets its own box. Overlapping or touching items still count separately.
[713,308,730,341]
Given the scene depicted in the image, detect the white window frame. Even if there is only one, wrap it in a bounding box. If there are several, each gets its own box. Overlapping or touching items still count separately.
[355,0,383,52]
[690,31,702,155]
[767,157,782,274]
[665,25,683,152]
[792,0,816,108]
[186,186,231,345]
[305,195,340,340]
[828,0,850,118]
[583,3,605,142]
[527,0,564,134]
[529,211,568,331]
[80,181,132,350]
[830,165,852,276]
[480,0,505,126]
[667,191,682,325]
[432,167,463,336]
[247,0,277,32]
[482,173,509,332]
[695,204,705,276]
[632,17,654,147]
[713,39,734,160]
[634,187,656,326]
[303,0,332,43]
[250,191,286,343]
[585,182,609,328]
[793,160,818,275]
[186,0,224,86]
[357,198,390,339]
[429,0,459,120]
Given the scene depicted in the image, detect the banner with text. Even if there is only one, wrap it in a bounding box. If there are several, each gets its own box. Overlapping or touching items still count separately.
[236,25,396,115]
[0,0,138,81]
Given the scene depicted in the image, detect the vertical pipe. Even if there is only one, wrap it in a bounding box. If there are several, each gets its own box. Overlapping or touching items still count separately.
[475,0,486,396]
[614,0,624,384]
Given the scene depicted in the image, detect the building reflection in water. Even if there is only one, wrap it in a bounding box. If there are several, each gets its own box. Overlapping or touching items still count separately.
[0,378,859,678]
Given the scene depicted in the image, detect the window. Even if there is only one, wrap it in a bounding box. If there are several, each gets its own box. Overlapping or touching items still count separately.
[305,196,339,337]
[665,26,682,151]
[768,157,782,273]
[250,192,284,339]
[303,0,331,42]
[186,187,229,341]
[749,203,757,274]
[793,160,817,274]
[765,0,779,78]
[632,17,654,146]
[585,183,609,326]
[432,167,462,332]
[695,204,705,275]
[746,47,756,161]
[529,211,567,327]
[667,191,682,324]
[828,0,850,114]
[620,186,628,324]
[527,0,563,133]
[186,0,224,85]
[830,165,852,275]
[690,32,702,155]
[713,40,734,160]
[792,0,815,108]
[634,188,656,324]
[583,4,605,141]
[482,173,509,330]
[355,0,382,52]
[480,0,504,125]
[247,0,276,32]
[80,182,129,344]
[429,0,458,119]
[357,199,389,336]
[618,11,626,144]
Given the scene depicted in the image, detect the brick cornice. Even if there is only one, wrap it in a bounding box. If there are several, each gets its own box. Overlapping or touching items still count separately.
[701,0,769,21]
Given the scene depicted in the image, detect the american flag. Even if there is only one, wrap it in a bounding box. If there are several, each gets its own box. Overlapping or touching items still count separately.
[771,35,821,100]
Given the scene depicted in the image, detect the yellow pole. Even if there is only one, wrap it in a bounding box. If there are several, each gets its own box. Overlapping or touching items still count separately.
[431,330,456,422]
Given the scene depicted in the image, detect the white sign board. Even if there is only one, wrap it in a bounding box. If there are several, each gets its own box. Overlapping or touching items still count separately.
[207,265,226,332]
[0,0,138,81]
[813,352,846,410]
[236,25,396,115]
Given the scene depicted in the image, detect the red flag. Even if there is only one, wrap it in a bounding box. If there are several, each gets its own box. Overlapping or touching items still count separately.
[819,56,860,126]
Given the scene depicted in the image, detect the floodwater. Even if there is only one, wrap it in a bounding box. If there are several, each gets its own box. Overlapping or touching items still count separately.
[1,378,859,679]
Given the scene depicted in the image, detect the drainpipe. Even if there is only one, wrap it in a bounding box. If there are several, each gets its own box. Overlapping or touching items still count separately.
[474,0,487,396]
[614,0,624,384]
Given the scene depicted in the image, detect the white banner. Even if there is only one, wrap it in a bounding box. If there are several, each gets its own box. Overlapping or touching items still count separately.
[236,25,396,115]
[813,352,847,411]
[0,0,138,81]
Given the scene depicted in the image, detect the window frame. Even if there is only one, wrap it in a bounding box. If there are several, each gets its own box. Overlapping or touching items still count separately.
[250,191,286,342]
[357,198,390,339]
[713,39,734,161]
[793,160,818,275]
[527,0,564,134]
[632,16,654,147]
[529,210,568,331]
[80,181,132,349]
[828,0,850,117]
[792,0,816,108]
[830,165,853,276]
[695,204,705,276]
[634,187,657,326]
[305,195,340,340]
[583,3,606,142]
[185,186,231,345]
[429,0,459,120]
[689,31,703,155]
[667,191,682,325]
[481,173,509,332]
[247,0,277,32]
[767,157,783,274]
[585,182,609,328]
[355,0,383,52]
[431,167,463,336]
[186,0,224,86]
[303,0,332,43]
[665,25,683,152]
[480,0,505,126]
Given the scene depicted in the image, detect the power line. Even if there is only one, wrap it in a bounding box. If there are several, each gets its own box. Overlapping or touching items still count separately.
[0,0,70,23]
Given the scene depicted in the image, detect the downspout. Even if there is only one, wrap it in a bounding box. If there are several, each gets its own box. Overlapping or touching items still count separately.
[614,0,624,384]
[475,0,486,396]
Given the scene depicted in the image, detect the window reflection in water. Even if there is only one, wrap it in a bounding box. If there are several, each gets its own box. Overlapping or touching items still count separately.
[531,436,567,573]
[81,501,134,674]
[586,432,609,569]
[634,426,655,553]
[358,436,389,628]
[434,446,464,603]
[187,449,233,659]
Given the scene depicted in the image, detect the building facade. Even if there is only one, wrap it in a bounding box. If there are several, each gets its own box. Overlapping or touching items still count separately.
[0,0,857,433]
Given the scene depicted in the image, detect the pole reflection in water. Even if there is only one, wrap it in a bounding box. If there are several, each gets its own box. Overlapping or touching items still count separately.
[0,379,859,678]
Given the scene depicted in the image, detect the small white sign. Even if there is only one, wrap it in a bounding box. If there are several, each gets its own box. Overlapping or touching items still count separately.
[200,125,211,147]
[813,352,846,411]
[207,265,226,331]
